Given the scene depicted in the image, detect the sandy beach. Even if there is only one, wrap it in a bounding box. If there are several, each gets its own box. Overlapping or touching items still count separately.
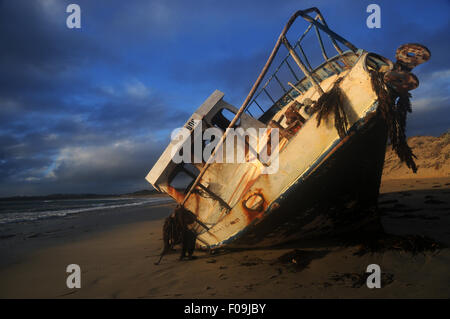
[0,176,449,299]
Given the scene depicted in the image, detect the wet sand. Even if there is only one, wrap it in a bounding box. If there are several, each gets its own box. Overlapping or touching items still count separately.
[0,178,449,298]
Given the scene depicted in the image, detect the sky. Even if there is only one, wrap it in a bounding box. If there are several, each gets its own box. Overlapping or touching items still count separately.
[0,0,449,196]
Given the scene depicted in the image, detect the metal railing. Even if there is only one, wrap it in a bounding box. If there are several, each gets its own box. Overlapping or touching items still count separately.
[245,10,360,121]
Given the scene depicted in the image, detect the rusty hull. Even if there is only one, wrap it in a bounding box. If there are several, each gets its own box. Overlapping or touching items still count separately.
[146,50,394,249]
[220,112,388,248]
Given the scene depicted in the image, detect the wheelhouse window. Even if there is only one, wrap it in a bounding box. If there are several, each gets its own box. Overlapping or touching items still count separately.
[211,108,240,130]
[169,163,200,193]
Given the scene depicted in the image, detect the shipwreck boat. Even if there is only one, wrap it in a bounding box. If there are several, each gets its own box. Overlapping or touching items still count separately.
[146,8,430,249]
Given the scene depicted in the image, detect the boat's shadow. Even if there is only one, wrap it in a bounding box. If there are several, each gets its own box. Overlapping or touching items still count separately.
[197,187,449,261]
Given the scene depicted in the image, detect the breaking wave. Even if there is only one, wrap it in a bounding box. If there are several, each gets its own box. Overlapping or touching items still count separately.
[0,197,173,224]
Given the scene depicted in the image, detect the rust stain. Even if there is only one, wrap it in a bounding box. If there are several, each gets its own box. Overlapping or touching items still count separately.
[166,186,185,203]
[190,191,200,214]
[395,43,430,71]
[230,218,240,225]
[241,189,268,224]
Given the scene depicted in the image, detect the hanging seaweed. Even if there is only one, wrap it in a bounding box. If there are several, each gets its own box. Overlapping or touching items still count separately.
[369,70,417,173]
[313,67,418,172]
[155,205,197,265]
[315,77,349,139]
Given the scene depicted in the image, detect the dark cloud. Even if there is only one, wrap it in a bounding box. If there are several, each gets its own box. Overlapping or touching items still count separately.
[0,83,186,196]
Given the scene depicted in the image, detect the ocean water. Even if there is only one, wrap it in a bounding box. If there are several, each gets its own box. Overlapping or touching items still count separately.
[0,197,173,224]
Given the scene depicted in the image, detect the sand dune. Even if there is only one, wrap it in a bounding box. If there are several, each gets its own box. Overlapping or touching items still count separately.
[382,132,450,180]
